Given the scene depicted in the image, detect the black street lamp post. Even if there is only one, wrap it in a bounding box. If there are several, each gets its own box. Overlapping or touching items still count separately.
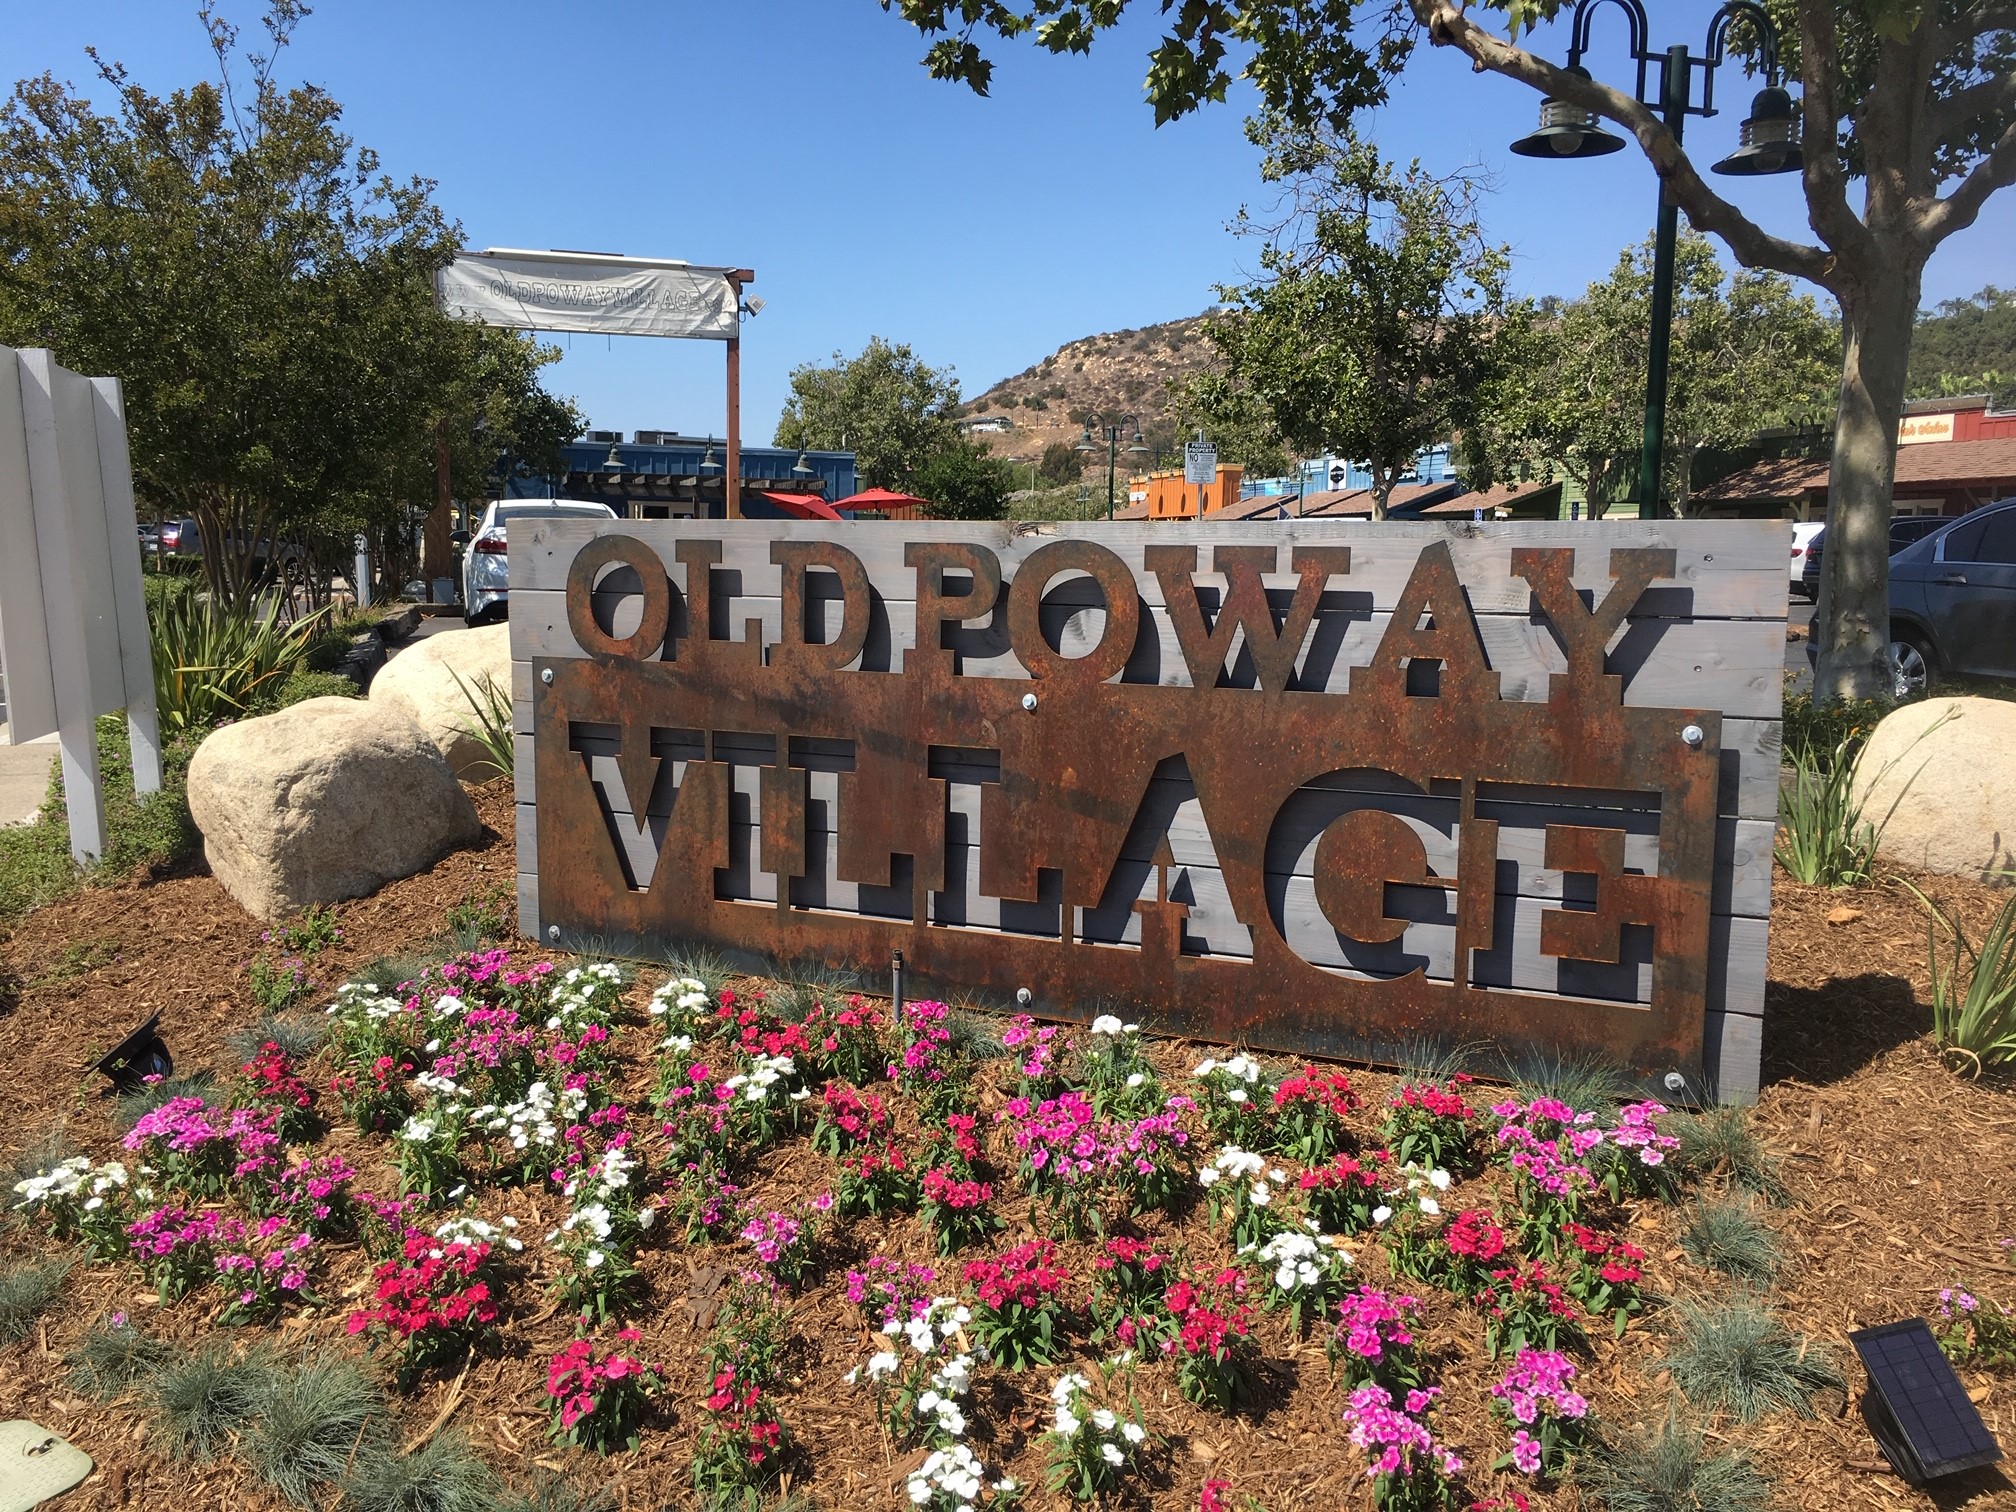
[1509,0,1801,519]
[1076,415,1151,521]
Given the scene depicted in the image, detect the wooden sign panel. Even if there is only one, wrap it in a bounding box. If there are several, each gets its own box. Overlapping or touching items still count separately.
[509,520,1786,1101]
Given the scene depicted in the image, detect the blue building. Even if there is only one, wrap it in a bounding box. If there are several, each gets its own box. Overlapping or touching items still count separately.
[505,432,858,519]
[1243,444,1458,499]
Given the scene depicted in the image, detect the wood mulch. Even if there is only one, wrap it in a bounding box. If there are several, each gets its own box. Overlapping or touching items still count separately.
[1,786,2013,1511]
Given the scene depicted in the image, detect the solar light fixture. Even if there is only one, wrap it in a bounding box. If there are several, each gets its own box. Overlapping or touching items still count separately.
[88,1013,172,1093]
[1849,1319,2002,1484]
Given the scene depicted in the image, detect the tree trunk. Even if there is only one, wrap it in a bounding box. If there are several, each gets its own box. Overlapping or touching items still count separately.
[1813,265,1922,703]
[1370,466,1393,521]
[422,422,452,587]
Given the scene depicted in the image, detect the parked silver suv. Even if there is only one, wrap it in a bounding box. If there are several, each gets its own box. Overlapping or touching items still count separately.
[1886,497,2016,695]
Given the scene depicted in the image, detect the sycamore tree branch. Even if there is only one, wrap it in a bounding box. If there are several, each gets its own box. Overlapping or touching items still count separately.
[1917,113,2016,242]
[1958,3,2016,37]
[1407,0,1839,287]
[1928,68,2016,142]
[1793,0,1874,261]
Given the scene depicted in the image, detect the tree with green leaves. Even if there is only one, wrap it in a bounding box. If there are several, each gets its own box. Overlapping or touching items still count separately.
[913,439,1015,519]
[0,2,484,610]
[871,0,2016,698]
[1169,359,1293,480]
[1907,287,2016,404]
[1039,439,1086,485]
[1212,120,1518,518]
[773,336,962,490]
[1481,231,1839,515]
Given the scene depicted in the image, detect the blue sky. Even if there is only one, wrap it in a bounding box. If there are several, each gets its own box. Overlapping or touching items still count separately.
[8,1,2012,444]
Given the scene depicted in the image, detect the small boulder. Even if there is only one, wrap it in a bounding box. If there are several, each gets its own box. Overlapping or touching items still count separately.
[369,622,512,778]
[1851,696,2016,884]
[188,697,482,919]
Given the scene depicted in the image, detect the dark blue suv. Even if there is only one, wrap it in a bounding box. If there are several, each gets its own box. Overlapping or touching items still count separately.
[1885,497,2016,694]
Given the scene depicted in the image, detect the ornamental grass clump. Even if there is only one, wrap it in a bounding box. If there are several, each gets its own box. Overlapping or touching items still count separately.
[1907,881,2016,1075]
[963,1238,1073,1370]
[1490,1349,1592,1480]
[1669,1106,1786,1202]
[1337,1382,1464,1512]
[67,1312,171,1398]
[242,1352,387,1506]
[546,1329,665,1453]
[1044,1372,1148,1502]
[1576,1411,1771,1512]
[339,1429,500,1512]
[1678,1197,1783,1284]
[148,1341,280,1461]
[0,1257,68,1344]
[1659,1296,1843,1422]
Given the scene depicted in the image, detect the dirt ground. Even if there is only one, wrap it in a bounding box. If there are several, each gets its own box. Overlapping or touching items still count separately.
[1,780,2013,1511]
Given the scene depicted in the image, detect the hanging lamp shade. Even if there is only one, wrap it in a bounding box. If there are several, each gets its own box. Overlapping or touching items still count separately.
[1712,85,1804,175]
[1510,67,1628,159]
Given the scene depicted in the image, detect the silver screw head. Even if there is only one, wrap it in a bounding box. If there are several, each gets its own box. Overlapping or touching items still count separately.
[1680,723,1705,748]
[1021,692,1038,713]
[540,668,555,685]
[1015,987,1033,1006]
[1663,1070,1688,1093]
[546,925,560,943]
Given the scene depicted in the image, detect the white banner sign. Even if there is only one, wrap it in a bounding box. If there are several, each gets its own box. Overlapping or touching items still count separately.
[435,250,740,340]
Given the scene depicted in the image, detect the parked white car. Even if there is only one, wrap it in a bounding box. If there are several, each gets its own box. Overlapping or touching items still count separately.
[462,498,618,623]
[1788,521,1824,599]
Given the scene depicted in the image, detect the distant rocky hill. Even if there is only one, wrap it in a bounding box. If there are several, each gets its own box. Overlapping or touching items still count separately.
[961,314,1218,463]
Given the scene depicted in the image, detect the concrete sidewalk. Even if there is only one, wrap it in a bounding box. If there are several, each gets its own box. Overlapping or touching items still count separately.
[0,726,59,826]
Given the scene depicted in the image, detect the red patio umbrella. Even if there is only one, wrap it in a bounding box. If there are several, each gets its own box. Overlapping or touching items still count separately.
[756,491,844,521]
[832,487,930,511]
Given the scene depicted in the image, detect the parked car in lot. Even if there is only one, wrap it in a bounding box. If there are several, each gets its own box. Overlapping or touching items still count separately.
[140,517,305,580]
[462,498,619,623]
[1800,513,1947,600]
[1789,520,1823,598]
[1885,497,2016,694]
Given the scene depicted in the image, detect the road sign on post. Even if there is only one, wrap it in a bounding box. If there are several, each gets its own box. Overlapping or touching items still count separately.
[1183,441,1218,486]
[0,347,161,863]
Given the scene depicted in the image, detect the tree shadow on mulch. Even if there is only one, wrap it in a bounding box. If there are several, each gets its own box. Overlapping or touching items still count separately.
[1762,973,1929,1088]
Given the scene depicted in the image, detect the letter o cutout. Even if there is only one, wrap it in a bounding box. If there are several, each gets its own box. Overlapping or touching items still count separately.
[1007,540,1140,685]
[566,535,671,660]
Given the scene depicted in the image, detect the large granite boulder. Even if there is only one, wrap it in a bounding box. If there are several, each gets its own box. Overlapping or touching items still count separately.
[369,623,512,779]
[1851,696,2016,884]
[187,697,481,919]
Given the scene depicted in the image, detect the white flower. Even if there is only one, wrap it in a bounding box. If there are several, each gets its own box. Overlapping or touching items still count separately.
[399,1117,437,1143]
[1192,1058,1219,1077]
[1091,1408,1117,1431]
[584,1249,605,1270]
[1418,1196,1441,1216]
[1227,1088,1248,1104]
[1373,1204,1394,1224]
[1054,1407,1081,1436]
[1101,1443,1124,1466]
[1090,1014,1124,1035]
[1122,1422,1146,1444]
[1125,1072,1145,1087]
[1428,1168,1452,1191]
[1250,1182,1272,1207]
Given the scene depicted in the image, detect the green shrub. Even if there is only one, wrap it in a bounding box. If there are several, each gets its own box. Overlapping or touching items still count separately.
[243,1353,387,1506]
[254,668,359,713]
[1780,691,1891,771]
[449,667,513,781]
[68,1314,172,1398]
[1659,1296,1842,1422]
[1775,732,1886,886]
[1503,1048,1637,1115]
[1906,881,2016,1075]
[494,1477,617,1512]
[339,1430,499,1512]
[148,1342,280,1461]
[0,1259,70,1343]
[1678,1197,1783,1283]
[224,1014,325,1063]
[1577,1409,1771,1512]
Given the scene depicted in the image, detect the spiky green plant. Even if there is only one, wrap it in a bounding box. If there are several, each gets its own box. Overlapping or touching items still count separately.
[150,595,331,734]
[494,1476,617,1512]
[1904,880,2016,1076]
[1670,1106,1787,1202]
[450,668,515,782]
[67,1315,172,1398]
[149,1343,280,1461]
[1504,1047,1637,1115]
[1776,714,1944,888]
[0,1259,70,1343]
[242,1353,387,1506]
[1577,1409,1771,1512]
[666,947,735,999]
[1659,1296,1842,1422]
[1391,1035,1476,1085]
[339,1430,500,1512]
[115,1070,217,1132]
[1679,1197,1783,1284]
[224,1013,325,1063]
